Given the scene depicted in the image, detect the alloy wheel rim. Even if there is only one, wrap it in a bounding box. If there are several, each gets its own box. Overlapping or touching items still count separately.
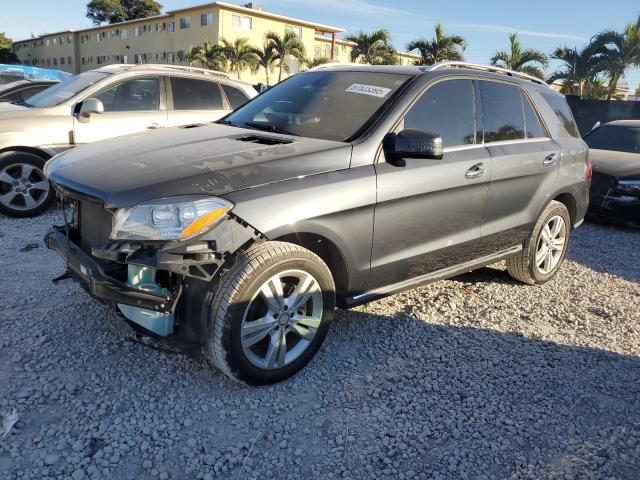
[0,163,49,211]
[241,269,323,370]
[535,215,566,275]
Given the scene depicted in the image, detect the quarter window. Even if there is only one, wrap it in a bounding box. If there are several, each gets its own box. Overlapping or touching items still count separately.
[521,92,546,139]
[403,79,477,148]
[171,78,224,110]
[221,84,249,109]
[540,92,580,138]
[480,81,525,143]
[95,78,160,112]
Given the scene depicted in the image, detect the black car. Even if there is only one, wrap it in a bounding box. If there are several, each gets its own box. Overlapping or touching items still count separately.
[0,79,58,103]
[584,120,640,227]
[44,63,590,384]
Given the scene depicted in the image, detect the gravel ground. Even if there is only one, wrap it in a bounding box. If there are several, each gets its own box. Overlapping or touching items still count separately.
[1,210,639,480]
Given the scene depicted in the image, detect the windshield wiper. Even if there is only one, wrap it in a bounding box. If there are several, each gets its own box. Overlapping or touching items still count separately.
[241,121,298,137]
[10,99,32,108]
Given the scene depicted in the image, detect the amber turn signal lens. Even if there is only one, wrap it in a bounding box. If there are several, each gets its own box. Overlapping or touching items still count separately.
[179,207,231,239]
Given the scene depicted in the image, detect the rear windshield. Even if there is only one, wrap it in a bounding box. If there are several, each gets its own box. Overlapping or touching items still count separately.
[540,92,580,138]
[585,125,640,154]
[223,71,411,141]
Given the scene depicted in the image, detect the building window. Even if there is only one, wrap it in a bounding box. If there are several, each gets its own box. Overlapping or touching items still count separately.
[53,58,57,65]
[68,57,72,65]
[52,38,57,45]
[135,26,143,37]
[135,54,144,64]
[60,57,65,65]
[121,29,128,39]
[67,35,72,43]
[201,12,214,26]
[180,16,191,29]
[167,21,175,32]
[285,25,302,39]
[231,14,251,30]
[167,52,175,64]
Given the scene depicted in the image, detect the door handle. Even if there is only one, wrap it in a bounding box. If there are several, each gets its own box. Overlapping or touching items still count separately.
[543,153,558,166]
[465,163,486,179]
[147,123,161,130]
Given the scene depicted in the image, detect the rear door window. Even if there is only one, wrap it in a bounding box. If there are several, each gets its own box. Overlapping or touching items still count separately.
[540,92,580,138]
[403,79,477,147]
[171,77,224,110]
[480,81,525,143]
[221,84,249,109]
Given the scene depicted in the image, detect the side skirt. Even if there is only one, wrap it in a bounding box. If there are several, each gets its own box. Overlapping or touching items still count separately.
[342,245,522,308]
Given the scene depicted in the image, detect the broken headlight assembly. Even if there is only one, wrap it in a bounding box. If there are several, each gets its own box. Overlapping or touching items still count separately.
[110,196,233,242]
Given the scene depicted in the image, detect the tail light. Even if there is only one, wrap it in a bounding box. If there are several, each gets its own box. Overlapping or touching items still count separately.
[585,157,592,180]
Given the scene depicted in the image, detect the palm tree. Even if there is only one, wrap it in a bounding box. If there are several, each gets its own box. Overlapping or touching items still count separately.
[265,31,306,83]
[251,43,277,87]
[220,37,259,79]
[344,29,397,65]
[591,15,640,100]
[547,43,605,97]
[301,56,331,70]
[490,33,548,79]
[195,39,227,72]
[406,23,466,65]
[178,45,202,67]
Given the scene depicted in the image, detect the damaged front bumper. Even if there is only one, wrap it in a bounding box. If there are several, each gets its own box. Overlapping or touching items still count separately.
[45,227,181,313]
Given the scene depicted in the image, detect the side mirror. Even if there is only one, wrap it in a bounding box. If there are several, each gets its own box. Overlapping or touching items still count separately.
[78,98,104,120]
[384,129,443,161]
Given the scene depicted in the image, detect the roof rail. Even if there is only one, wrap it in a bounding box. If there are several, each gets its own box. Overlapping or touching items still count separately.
[309,61,356,71]
[426,61,550,88]
[127,63,237,80]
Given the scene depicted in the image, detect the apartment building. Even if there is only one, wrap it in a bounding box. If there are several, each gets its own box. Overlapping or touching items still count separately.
[13,1,419,84]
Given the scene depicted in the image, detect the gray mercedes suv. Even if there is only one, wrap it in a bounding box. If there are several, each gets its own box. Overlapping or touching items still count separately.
[44,62,590,384]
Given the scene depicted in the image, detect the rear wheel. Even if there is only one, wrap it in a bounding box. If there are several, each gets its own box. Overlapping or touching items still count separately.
[207,241,335,385]
[0,152,54,218]
[507,200,571,285]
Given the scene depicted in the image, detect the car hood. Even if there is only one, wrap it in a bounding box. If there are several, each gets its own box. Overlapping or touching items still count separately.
[0,102,30,113]
[590,149,640,179]
[46,123,352,208]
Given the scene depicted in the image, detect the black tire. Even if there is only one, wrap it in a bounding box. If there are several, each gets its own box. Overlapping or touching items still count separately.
[0,151,55,218]
[207,241,336,385]
[507,200,572,285]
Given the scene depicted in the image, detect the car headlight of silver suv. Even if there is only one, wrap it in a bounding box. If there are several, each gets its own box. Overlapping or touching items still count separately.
[111,196,233,241]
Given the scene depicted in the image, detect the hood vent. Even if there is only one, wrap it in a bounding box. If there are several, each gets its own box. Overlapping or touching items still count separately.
[234,135,292,146]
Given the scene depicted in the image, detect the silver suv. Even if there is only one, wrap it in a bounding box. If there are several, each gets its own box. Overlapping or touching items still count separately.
[0,64,257,217]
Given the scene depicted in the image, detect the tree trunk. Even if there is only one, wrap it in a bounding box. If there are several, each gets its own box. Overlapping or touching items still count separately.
[278,60,284,83]
[606,72,620,101]
[264,67,270,87]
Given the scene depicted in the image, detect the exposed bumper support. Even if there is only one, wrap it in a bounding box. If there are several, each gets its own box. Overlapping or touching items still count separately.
[45,228,181,314]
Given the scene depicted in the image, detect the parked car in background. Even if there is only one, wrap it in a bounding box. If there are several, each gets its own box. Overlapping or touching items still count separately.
[584,120,640,227]
[0,80,58,103]
[0,64,71,85]
[44,63,590,385]
[0,64,257,217]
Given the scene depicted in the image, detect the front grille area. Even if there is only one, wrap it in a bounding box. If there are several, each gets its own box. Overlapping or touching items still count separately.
[79,201,113,255]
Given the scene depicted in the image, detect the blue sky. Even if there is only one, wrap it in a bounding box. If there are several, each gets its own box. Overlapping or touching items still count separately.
[1,0,639,87]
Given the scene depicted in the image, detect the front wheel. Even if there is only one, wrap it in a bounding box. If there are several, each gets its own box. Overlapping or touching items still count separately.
[0,151,55,218]
[507,200,572,285]
[207,241,335,385]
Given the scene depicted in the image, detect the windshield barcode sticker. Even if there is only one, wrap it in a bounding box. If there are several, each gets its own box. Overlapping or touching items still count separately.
[345,83,392,98]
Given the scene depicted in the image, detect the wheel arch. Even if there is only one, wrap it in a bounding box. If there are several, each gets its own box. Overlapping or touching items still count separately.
[272,232,350,302]
[552,192,577,226]
[0,146,53,161]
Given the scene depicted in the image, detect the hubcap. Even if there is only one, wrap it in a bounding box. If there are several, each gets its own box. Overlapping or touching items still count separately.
[241,269,323,370]
[0,163,49,211]
[535,215,566,275]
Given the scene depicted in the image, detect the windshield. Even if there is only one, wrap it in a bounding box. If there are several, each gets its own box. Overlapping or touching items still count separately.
[585,125,640,155]
[223,71,411,141]
[26,71,110,108]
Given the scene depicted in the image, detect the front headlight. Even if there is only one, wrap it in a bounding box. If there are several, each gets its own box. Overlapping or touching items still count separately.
[111,196,233,241]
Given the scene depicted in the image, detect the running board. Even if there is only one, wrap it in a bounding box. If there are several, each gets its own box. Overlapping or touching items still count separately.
[343,245,522,308]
